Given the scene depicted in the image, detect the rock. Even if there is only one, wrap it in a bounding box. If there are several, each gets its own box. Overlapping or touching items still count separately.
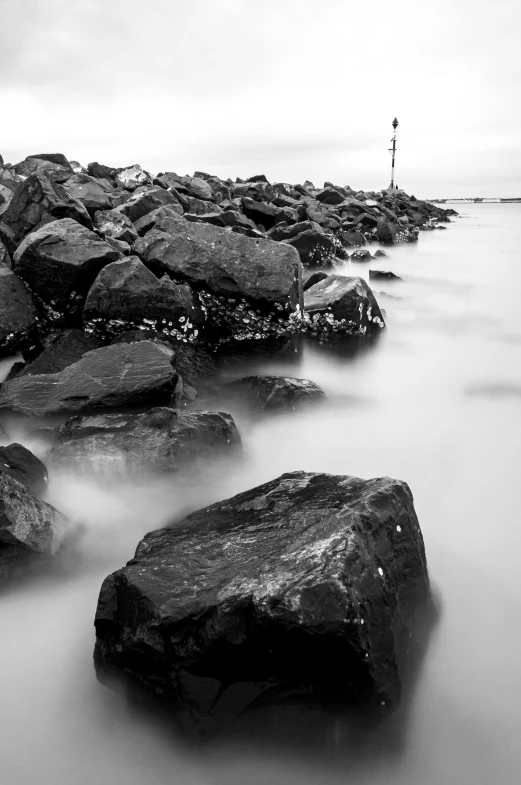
[341,231,367,247]
[226,375,326,412]
[49,408,240,474]
[303,270,329,292]
[93,208,138,245]
[369,270,401,280]
[12,217,121,319]
[0,341,179,417]
[267,220,323,242]
[304,275,385,336]
[13,157,73,182]
[0,443,48,496]
[284,230,336,268]
[23,153,71,168]
[20,329,102,375]
[315,187,345,206]
[112,333,217,387]
[132,205,184,236]
[125,188,183,224]
[134,214,303,345]
[180,176,214,201]
[0,171,92,251]
[63,173,112,216]
[115,165,152,191]
[94,470,429,735]
[374,249,388,258]
[0,236,10,267]
[350,249,372,262]
[0,473,66,580]
[0,267,38,356]
[0,184,14,217]
[240,197,287,230]
[87,162,118,180]
[83,257,205,341]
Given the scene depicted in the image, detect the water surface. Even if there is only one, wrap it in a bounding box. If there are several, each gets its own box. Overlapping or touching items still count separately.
[1,203,520,784]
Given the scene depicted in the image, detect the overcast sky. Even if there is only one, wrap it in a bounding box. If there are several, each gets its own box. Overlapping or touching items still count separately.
[1,0,520,197]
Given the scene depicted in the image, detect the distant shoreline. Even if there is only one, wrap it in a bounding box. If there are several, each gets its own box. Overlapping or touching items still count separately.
[429,198,521,204]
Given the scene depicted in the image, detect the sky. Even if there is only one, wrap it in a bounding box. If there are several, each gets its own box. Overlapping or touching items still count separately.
[1,0,520,198]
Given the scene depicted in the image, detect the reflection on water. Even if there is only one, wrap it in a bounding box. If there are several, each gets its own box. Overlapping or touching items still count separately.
[1,204,521,784]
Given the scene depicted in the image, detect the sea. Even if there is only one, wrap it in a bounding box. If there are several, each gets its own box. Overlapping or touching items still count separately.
[1,202,520,784]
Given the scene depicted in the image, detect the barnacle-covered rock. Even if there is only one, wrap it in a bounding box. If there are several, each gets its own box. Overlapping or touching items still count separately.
[0,266,38,356]
[134,214,303,345]
[12,217,121,322]
[304,275,385,337]
[94,471,430,735]
[83,256,205,342]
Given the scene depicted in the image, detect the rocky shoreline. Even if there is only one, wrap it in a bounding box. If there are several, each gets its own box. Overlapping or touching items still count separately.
[0,151,454,735]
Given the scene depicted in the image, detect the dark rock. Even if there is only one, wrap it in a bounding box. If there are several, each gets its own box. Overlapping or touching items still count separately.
[304,275,385,336]
[376,219,399,244]
[341,231,367,247]
[240,198,287,230]
[0,171,92,251]
[302,199,339,230]
[350,249,372,262]
[369,270,401,280]
[12,217,121,318]
[0,341,179,417]
[226,375,326,412]
[94,470,429,735]
[132,205,184,236]
[49,408,240,474]
[303,270,329,292]
[134,214,303,345]
[179,177,214,201]
[153,172,187,192]
[0,267,38,356]
[126,188,183,224]
[374,249,388,257]
[20,329,102,376]
[24,153,71,168]
[246,174,269,183]
[13,156,73,183]
[0,443,48,496]
[284,230,336,268]
[0,184,14,218]
[115,165,152,191]
[93,209,138,245]
[315,187,345,206]
[83,257,205,341]
[105,237,131,255]
[0,473,66,580]
[87,162,119,180]
[63,173,112,216]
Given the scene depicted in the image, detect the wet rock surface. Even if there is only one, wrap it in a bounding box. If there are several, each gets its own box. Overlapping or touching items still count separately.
[0,266,38,356]
[369,270,402,280]
[0,443,48,497]
[0,472,66,580]
[304,275,385,336]
[48,408,240,474]
[94,471,429,735]
[19,329,102,376]
[12,217,120,319]
[83,257,205,341]
[226,375,326,412]
[0,341,179,416]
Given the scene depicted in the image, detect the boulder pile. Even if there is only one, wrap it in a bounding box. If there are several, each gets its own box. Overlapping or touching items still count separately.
[0,150,445,732]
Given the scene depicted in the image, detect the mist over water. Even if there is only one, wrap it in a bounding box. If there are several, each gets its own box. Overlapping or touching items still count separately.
[1,204,520,784]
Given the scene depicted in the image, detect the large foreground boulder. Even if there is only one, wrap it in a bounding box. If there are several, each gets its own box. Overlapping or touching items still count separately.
[83,257,205,341]
[134,214,303,344]
[0,443,48,497]
[12,217,120,319]
[0,473,66,580]
[94,471,429,735]
[19,329,102,376]
[226,375,326,413]
[304,275,385,336]
[49,408,240,474]
[0,341,179,416]
[0,266,38,356]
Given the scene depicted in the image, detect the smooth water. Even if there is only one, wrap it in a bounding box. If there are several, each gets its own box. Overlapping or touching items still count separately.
[1,203,520,784]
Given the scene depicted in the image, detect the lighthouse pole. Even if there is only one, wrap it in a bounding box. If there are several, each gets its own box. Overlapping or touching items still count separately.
[389,117,399,190]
